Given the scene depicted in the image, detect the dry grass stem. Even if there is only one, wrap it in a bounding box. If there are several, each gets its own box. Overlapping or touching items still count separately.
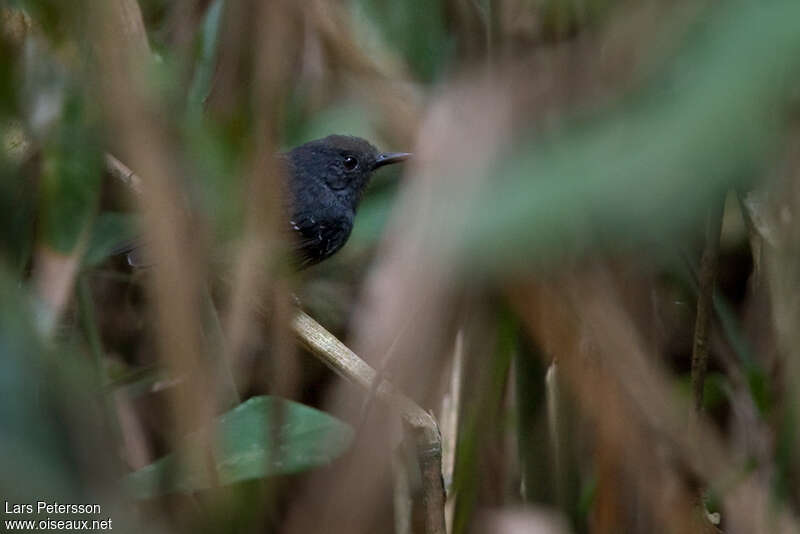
[691,199,725,416]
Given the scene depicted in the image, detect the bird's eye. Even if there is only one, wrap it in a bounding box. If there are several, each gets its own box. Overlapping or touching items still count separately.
[343,155,359,171]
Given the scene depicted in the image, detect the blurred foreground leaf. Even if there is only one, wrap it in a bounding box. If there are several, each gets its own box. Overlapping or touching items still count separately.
[461,0,800,272]
[287,102,376,148]
[0,267,112,504]
[39,93,102,253]
[127,395,354,498]
[453,310,516,534]
[83,212,137,267]
[351,0,451,82]
[187,0,224,113]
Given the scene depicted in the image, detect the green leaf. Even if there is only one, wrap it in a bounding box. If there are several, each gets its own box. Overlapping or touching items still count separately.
[350,0,452,82]
[453,309,516,533]
[702,372,728,413]
[458,0,800,273]
[187,0,225,114]
[83,212,138,267]
[0,266,110,504]
[39,93,102,253]
[126,396,354,498]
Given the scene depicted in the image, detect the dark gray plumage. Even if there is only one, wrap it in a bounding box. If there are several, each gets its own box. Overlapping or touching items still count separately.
[284,135,410,267]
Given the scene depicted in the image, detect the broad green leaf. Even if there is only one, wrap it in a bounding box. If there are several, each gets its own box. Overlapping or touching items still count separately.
[126,395,354,498]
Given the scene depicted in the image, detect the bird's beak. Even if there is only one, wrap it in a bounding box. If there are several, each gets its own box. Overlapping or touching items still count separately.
[373,152,412,170]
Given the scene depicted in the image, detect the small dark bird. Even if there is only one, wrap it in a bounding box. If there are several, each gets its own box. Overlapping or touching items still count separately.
[118,135,409,268]
[285,135,410,267]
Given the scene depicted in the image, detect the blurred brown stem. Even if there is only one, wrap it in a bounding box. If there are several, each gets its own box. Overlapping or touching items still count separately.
[393,444,413,534]
[691,198,725,415]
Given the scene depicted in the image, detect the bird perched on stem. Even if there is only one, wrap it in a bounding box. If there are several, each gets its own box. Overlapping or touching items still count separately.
[118,135,410,268]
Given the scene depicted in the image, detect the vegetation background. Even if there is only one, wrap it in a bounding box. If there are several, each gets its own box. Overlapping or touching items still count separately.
[2,0,800,533]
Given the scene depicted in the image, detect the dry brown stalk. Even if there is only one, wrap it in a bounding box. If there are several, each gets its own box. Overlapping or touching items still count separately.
[691,199,725,416]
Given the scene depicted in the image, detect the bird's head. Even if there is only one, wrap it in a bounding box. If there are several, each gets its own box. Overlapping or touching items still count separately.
[287,135,410,205]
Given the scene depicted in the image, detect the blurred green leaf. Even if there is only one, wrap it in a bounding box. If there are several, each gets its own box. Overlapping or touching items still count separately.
[39,93,102,253]
[126,395,354,498]
[702,372,727,413]
[286,102,377,149]
[460,0,800,272]
[187,0,225,114]
[774,403,798,502]
[0,24,21,118]
[183,116,244,240]
[0,267,110,504]
[0,159,36,273]
[83,212,138,267]
[453,309,516,534]
[746,369,769,416]
[578,474,598,523]
[349,184,395,246]
[350,0,452,82]
[0,269,72,500]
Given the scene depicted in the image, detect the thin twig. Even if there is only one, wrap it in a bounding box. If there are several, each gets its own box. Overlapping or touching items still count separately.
[736,189,768,290]
[105,153,143,194]
[546,360,565,509]
[440,329,464,534]
[291,311,435,427]
[691,198,725,415]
